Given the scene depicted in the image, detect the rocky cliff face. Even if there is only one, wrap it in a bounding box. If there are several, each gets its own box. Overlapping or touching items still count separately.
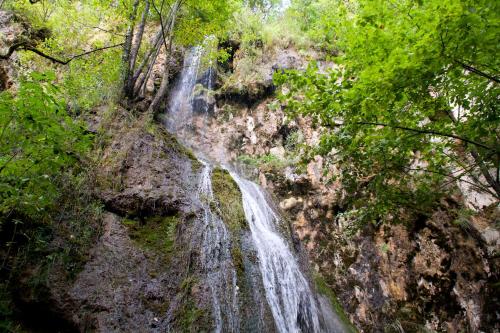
[7,102,286,332]
[180,42,500,332]
[6,106,216,331]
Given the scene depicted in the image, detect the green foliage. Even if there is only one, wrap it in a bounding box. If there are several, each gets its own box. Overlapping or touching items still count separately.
[62,49,122,111]
[9,0,125,111]
[176,298,210,333]
[284,0,344,52]
[0,72,99,318]
[230,5,313,52]
[175,276,212,332]
[0,71,92,223]
[276,0,500,223]
[174,0,239,46]
[238,153,292,169]
[452,208,474,232]
[284,130,304,151]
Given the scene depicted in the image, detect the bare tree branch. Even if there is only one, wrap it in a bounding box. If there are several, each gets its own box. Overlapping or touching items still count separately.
[74,20,126,37]
[0,42,125,64]
[332,121,497,152]
[455,59,500,84]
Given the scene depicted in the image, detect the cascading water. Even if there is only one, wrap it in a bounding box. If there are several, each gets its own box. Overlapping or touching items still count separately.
[166,46,203,133]
[198,161,240,333]
[230,172,323,333]
[166,43,349,333]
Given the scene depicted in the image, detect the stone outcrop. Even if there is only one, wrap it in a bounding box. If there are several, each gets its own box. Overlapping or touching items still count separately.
[8,106,217,332]
[95,108,201,217]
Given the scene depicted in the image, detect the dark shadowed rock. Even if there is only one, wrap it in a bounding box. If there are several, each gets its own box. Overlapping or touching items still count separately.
[95,109,201,218]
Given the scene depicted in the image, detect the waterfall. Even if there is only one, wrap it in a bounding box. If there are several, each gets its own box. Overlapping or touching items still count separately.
[198,161,240,333]
[230,172,322,333]
[166,46,203,133]
[166,43,348,333]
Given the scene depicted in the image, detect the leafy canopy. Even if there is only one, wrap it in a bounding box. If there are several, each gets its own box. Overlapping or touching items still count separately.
[0,71,92,224]
[276,0,500,223]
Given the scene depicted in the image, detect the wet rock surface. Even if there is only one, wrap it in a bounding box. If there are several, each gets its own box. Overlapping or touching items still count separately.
[69,213,160,331]
[9,106,218,332]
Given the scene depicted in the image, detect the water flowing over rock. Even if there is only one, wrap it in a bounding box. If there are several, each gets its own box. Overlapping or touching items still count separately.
[167,40,499,332]
[164,42,349,332]
[198,161,240,333]
[166,46,203,133]
[230,172,345,333]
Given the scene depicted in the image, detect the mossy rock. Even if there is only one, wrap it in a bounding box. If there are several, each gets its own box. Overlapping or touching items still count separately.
[175,299,211,333]
[173,276,213,333]
[211,168,247,233]
[160,127,200,167]
[123,215,179,258]
[231,244,245,280]
[314,273,358,333]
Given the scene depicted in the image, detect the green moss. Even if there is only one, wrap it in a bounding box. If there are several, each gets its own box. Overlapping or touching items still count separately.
[231,245,245,279]
[314,273,358,333]
[173,276,212,333]
[161,128,200,167]
[180,276,197,292]
[211,168,247,233]
[176,299,210,333]
[124,215,179,258]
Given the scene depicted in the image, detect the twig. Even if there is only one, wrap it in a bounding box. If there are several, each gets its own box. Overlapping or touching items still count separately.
[454,59,500,84]
[73,20,126,37]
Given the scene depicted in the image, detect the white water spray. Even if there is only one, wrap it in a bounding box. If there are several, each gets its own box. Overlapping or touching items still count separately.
[230,172,324,333]
[166,46,203,132]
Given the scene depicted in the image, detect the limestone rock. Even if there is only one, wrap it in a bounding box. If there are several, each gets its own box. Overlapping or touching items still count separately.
[279,197,303,211]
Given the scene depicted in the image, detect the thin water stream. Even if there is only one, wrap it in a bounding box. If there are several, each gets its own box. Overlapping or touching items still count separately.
[198,161,240,333]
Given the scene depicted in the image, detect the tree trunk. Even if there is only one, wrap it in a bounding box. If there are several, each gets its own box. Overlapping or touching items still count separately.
[147,0,180,114]
[122,0,140,99]
[148,53,171,113]
[125,0,150,97]
[135,43,161,98]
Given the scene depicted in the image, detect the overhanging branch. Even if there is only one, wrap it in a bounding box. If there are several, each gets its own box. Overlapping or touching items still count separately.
[455,59,500,84]
[332,121,497,152]
[0,42,124,65]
